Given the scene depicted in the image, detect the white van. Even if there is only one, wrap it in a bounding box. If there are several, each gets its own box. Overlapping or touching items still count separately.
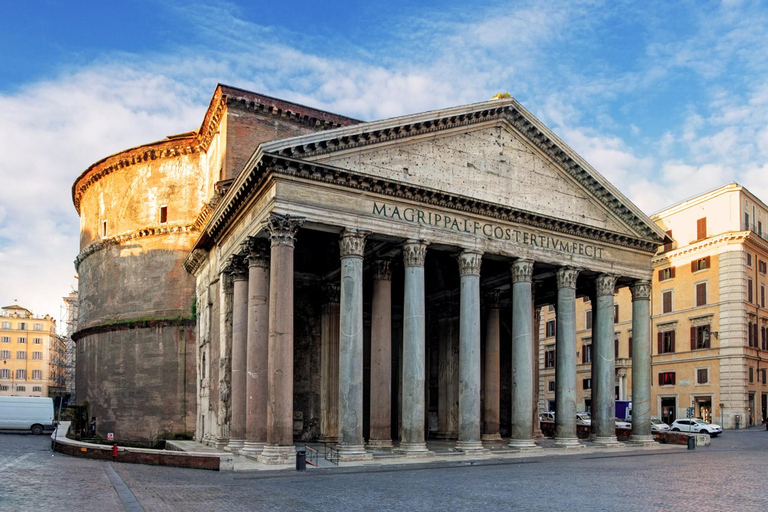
[0,396,55,434]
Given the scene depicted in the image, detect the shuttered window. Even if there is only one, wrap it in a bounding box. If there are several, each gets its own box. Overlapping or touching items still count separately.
[695,283,707,307]
[696,217,707,240]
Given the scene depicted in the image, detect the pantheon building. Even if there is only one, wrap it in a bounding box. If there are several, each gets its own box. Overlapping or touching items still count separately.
[74,85,664,458]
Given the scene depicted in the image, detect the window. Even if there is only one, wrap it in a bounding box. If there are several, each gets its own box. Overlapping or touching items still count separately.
[32,351,42,360]
[548,304,555,312]
[658,371,676,386]
[548,380,555,392]
[33,338,42,345]
[0,385,7,391]
[658,267,675,281]
[748,278,754,303]
[614,304,619,323]
[1,321,10,329]
[691,325,711,350]
[16,369,26,379]
[17,323,26,330]
[762,285,766,308]
[762,369,767,384]
[662,291,673,314]
[614,337,619,359]
[16,351,26,360]
[747,253,753,267]
[583,378,592,390]
[748,322,759,348]
[658,330,676,354]
[17,337,25,344]
[582,343,592,364]
[32,386,42,392]
[749,367,754,383]
[760,221,764,237]
[628,337,633,358]
[546,320,556,338]
[544,349,555,369]
[760,260,767,274]
[664,230,673,252]
[696,368,709,384]
[33,323,42,330]
[762,326,768,351]
[16,385,25,392]
[0,350,10,359]
[0,368,8,378]
[1,336,9,343]
[695,283,708,307]
[696,217,707,240]
[102,220,108,237]
[31,370,41,380]
[691,257,711,272]
[160,205,168,224]
[746,212,750,231]
[585,310,592,330]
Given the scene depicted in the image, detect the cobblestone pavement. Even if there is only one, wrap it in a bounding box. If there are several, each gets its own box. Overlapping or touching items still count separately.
[3,429,768,511]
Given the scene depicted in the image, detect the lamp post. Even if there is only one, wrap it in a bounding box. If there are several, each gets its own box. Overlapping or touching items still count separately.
[3,359,14,395]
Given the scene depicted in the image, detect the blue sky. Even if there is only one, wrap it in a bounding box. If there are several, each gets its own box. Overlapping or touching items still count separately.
[1,0,767,320]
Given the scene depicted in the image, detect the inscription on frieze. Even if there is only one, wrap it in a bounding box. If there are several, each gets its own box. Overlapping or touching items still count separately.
[371,202,605,259]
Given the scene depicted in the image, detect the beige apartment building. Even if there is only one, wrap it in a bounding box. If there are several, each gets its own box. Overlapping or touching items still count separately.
[540,183,768,429]
[0,305,65,397]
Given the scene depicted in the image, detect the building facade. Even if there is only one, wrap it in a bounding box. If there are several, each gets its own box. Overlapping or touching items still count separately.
[538,183,768,430]
[185,90,665,462]
[0,305,64,397]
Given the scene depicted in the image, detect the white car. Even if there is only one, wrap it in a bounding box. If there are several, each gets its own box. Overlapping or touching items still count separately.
[615,419,632,429]
[650,418,670,433]
[670,418,722,437]
[539,411,555,423]
[576,412,591,426]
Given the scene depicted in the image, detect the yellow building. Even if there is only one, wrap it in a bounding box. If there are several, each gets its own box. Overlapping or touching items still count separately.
[539,183,768,429]
[0,305,64,397]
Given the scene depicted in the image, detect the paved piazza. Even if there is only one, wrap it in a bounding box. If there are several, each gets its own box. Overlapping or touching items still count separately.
[2,431,767,511]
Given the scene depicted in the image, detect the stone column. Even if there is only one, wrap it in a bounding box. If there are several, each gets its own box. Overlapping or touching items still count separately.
[508,258,540,450]
[394,240,434,457]
[369,260,394,449]
[593,274,621,447]
[629,280,654,445]
[482,291,502,441]
[226,255,248,453]
[215,265,233,449]
[455,250,487,453]
[319,284,340,443]
[337,229,373,461]
[241,238,270,458]
[532,301,543,438]
[553,267,583,449]
[258,213,304,464]
[436,301,459,439]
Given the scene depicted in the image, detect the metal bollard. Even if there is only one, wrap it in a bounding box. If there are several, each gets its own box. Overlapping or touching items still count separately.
[296,449,307,471]
[687,435,695,450]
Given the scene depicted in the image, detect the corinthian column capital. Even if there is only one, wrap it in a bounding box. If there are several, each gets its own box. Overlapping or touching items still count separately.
[556,267,580,289]
[228,254,248,281]
[373,260,392,281]
[264,213,304,248]
[402,240,429,268]
[339,229,370,258]
[595,274,618,297]
[631,280,652,301]
[510,258,534,283]
[244,237,270,268]
[457,249,483,276]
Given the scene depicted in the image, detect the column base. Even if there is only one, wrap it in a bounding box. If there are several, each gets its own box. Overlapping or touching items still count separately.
[507,438,541,451]
[393,442,435,458]
[455,440,490,454]
[256,444,295,464]
[337,444,374,461]
[224,439,245,454]
[481,433,503,442]
[552,437,584,449]
[367,439,394,449]
[627,434,656,446]
[593,436,624,448]
[240,441,266,458]
[213,437,229,450]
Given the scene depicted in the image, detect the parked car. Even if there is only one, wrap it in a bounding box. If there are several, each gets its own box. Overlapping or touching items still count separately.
[650,418,670,433]
[576,412,591,426]
[615,419,632,429]
[539,411,555,423]
[670,418,723,436]
[0,396,55,435]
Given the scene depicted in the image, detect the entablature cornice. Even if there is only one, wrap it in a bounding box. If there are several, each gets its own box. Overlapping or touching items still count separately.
[202,154,659,255]
[652,232,751,265]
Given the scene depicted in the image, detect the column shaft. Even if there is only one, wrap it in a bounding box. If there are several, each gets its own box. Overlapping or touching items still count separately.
[482,292,501,441]
[553,268,582,448]
[456,250,486,453]
[227,258,248,453]
[394,240,433,457]
[319,287,340,443]
[337,229,372,460]
[629,281,654,444]
[593,274,620,446]
[369,261,393,448]
[509,259,539,449]
[242,240,270,457]
[215,269,233,449]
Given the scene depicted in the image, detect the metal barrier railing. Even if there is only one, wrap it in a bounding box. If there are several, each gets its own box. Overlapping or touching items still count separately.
[304,445,318,467]
[324,443,339,465]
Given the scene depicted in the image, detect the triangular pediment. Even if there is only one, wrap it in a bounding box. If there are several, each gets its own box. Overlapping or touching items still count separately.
[250,98,665,244]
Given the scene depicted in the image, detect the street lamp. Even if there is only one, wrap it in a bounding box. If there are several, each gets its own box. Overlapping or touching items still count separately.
[3,359,15,395]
